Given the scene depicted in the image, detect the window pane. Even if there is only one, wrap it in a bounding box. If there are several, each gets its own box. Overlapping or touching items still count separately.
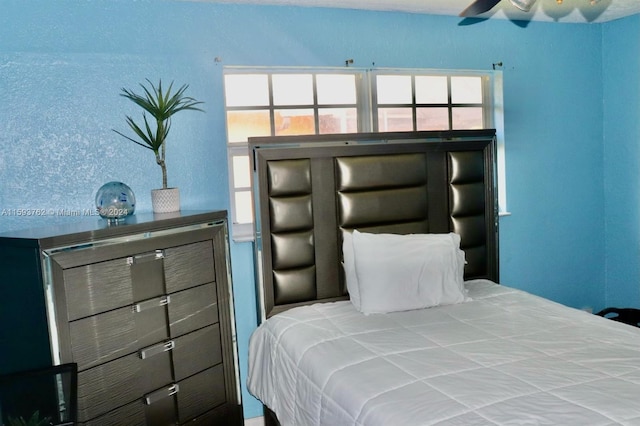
[319,108,358,134]
[417,107,449,131]
[451,76,482,104]
[272,74,313,105]
[378,107,413,132]
[376,75,412,104]
[452,107,483,129]
[275,109,315,135]
[317,74,357,105]
[234,191,253,224]
[224,74,269,107]
[226,110,271,143]
[415,76,448,104]
[232,155,251,188]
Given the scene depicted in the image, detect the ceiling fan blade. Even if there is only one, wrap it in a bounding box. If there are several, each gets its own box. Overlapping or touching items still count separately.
[459,0,502,17]
[457,17,490,26]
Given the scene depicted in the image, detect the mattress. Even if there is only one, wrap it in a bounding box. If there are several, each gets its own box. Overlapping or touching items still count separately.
[247,279,640,425]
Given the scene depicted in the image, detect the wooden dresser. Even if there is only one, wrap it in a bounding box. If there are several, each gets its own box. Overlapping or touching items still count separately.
[0,210,242,425]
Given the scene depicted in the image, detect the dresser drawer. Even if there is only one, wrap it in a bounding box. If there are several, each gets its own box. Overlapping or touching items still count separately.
[165,240,216,293]
[169,283,218,337]
[69,295,170,370]
[77,350,173,421]
[76,324,224,423]
[177,364,226,424]
[63,250,166,321]
[64,258,134,320]
[173,323,222,381]
[143,383,180,425]
[183,404,242,426]
[63,240,215,322]
[70,306,137,370]
[79,400,145,426]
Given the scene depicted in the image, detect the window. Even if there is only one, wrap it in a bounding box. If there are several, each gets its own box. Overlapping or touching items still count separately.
[224,67,504,241]
[373,73,487,131]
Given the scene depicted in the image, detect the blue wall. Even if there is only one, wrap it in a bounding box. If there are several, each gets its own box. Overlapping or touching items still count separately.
[602,15,640,309]
[1,0,636,419]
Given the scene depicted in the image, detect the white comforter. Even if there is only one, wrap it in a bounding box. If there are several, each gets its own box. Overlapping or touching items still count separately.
[248,280,640,425]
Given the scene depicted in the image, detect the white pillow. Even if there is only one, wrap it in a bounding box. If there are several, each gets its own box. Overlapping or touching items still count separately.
[350,230,468,314]
[342,230,361,310]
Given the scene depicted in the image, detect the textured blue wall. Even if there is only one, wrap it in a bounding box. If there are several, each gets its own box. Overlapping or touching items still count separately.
[602,15,640,309]
[1,0,633,419]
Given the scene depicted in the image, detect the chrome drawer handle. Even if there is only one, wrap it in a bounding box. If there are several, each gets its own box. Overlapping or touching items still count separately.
[127,250,164,265]
[144,383,179,405]
[168,384,179,397]
[139,340,175,360]
[133,295,170,313]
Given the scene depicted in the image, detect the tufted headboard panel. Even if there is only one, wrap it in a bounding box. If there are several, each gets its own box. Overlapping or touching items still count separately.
[250,130,497,320]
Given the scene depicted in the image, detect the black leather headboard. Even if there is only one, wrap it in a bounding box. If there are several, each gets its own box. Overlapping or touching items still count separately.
[250,130,498,320]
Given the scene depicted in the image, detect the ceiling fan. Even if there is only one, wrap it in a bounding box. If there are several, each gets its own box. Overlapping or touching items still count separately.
[459,0,601,17]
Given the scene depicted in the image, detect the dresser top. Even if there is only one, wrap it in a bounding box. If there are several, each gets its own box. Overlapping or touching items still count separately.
[0,210,227,249]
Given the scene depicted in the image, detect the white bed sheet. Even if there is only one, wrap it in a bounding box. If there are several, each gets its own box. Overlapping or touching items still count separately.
[248,280,640,425]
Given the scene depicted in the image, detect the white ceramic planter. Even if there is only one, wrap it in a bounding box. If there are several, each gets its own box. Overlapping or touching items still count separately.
[151,188,180,213]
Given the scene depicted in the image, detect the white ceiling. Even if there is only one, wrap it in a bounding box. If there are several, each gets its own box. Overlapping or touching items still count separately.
[207,0,640,23]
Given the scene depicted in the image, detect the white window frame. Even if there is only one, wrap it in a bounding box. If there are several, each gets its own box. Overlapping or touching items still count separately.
[224,66,506,242]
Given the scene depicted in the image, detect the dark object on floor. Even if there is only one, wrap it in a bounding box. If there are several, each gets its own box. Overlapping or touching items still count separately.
[0,363,77,426]
[595,307,640,328]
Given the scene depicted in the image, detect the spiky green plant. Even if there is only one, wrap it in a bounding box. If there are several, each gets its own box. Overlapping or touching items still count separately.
[8,410,51,426]
[113,79,204,189]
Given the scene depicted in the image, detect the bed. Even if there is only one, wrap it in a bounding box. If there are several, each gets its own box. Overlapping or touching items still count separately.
[246,130,640,426]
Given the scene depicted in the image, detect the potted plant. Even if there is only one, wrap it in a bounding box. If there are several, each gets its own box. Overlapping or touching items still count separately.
[113,79,204,213]
[7,411,51,426]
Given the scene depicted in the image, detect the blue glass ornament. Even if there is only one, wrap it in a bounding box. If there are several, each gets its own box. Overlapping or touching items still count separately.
[95,181,136,222]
